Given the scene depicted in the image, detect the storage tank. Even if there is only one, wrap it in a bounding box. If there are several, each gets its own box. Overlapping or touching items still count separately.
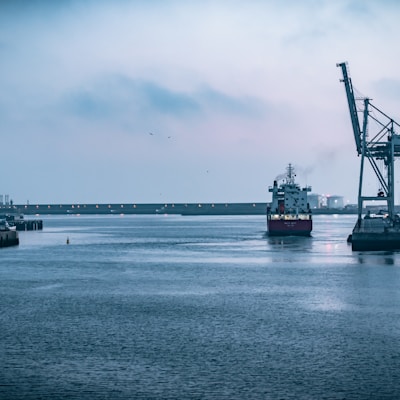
[327,195,344,209]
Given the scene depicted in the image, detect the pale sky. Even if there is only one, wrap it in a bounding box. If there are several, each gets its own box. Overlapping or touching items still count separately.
[1,0,400,204]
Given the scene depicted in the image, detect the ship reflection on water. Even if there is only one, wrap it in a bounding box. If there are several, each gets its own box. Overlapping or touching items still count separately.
[357,252,396,265]
[266,235,312,251]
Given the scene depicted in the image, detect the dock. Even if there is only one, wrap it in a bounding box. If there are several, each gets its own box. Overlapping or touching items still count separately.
[1,213,43,231]
[0,229,19,247]
[351,217,400,251]
[12,218,43,231]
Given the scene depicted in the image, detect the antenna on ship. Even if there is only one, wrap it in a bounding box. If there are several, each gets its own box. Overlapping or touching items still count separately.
[287,163,295,184]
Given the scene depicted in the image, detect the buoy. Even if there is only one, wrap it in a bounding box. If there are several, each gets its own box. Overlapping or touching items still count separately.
[66,237,70,245]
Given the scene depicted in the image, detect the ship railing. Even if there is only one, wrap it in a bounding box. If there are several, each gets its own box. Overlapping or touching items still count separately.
[268,213,311,220]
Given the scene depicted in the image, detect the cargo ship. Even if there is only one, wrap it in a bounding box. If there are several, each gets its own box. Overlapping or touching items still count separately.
[267,164,312,236]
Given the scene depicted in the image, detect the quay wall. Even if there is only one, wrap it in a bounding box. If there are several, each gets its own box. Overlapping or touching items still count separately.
[13,219,43,231]
[0,203,357,216]
[0,230,19,247]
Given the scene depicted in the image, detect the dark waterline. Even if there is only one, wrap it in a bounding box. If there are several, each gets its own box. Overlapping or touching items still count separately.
[1,215,400,399]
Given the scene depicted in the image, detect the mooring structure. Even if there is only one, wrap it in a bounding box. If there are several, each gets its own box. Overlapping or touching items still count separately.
[337,62,400,250]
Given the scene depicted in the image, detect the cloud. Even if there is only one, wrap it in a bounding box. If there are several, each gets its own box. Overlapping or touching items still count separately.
[0,0,399,203]
[198,86,263,117]
[138,81,200,115]
[60,74,264,125]
[373,79,400,103]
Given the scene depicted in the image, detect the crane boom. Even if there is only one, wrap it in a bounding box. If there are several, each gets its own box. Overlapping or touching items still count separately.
[336,62,362,155]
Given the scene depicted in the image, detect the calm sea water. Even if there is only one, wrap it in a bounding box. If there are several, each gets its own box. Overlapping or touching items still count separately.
[1,214,400,399]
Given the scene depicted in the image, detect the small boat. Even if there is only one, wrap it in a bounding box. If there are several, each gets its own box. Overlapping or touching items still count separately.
[0,219,16,231]
[267,164,312,236]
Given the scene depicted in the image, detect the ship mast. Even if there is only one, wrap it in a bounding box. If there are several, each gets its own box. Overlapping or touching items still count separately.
[337,62,400,223]
[286,163,295,184]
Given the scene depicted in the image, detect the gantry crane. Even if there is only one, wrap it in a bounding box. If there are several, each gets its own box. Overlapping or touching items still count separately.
[337,62,400,227]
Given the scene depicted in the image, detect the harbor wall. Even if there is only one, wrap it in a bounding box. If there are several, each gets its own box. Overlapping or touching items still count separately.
[0,230,19,247]
[13,219,43,231]
[1,214,43,231]
[0,203,358,216]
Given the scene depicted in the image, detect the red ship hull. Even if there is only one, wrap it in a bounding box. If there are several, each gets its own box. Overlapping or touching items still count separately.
[267,218,312,236]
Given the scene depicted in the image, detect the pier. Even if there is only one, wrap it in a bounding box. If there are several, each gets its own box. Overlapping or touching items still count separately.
[0,230,19,248]
[0,213,43,231]
[351,217,400,251]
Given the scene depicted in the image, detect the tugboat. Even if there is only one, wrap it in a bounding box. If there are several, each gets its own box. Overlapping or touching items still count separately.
[267,164,312,236]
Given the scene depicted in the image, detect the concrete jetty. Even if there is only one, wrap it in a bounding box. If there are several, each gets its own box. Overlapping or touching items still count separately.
[1,213,43,231]
[0,229,19,248]
[350,217,400,251]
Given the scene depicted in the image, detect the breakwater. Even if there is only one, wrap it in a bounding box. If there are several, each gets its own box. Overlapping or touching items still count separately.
[0,230,19,247]
[1,203,357,216]
[12,219,43,231]
[1,213,43,231]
